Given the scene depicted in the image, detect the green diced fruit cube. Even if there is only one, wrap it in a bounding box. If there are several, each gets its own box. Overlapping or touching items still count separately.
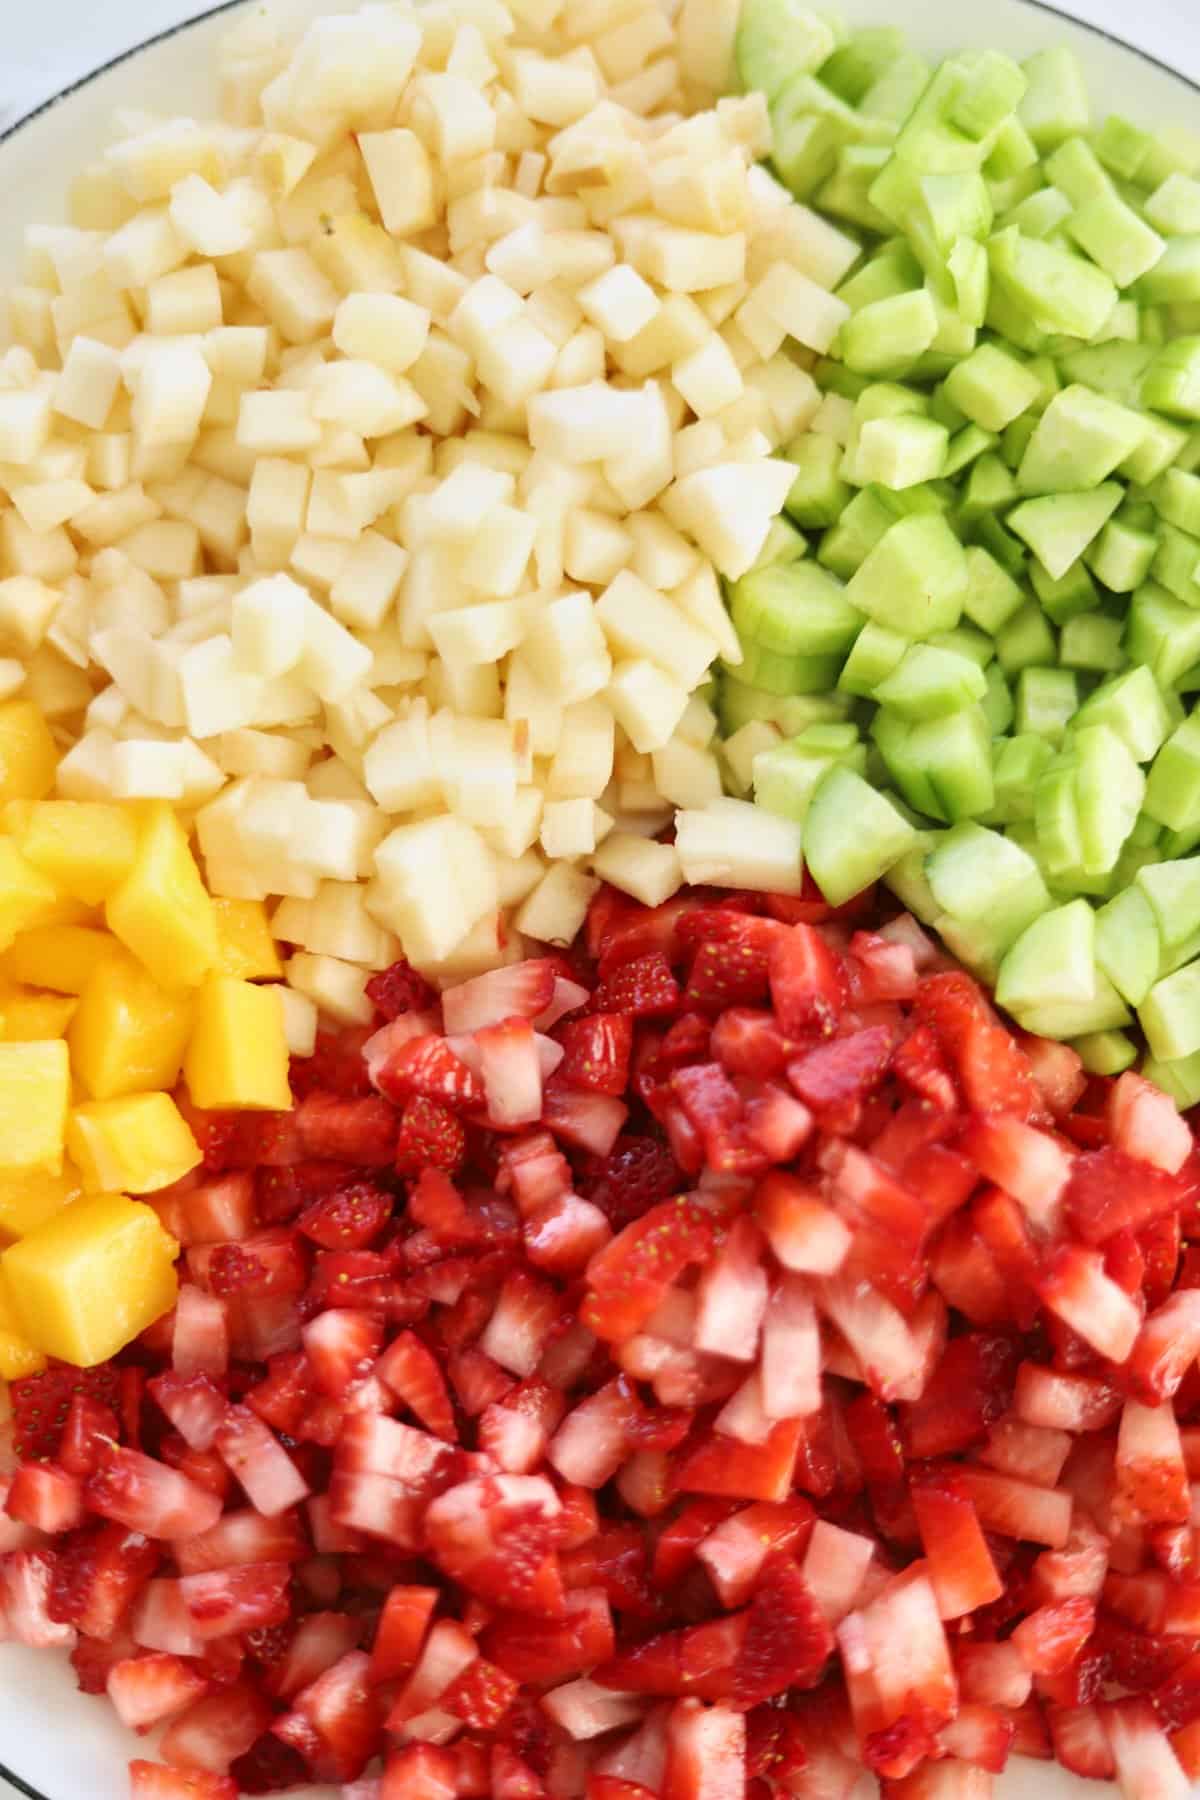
[1137,857,1200,954]
[960,453,1019,522]
[1155,467,1200,536]
[1094,883,1162,1006]
[1067,189,1166,289]
[837,622,910,697]
[736,0,839,104]
[1008,484,1123,580]
[845,513,967,636]
[875,644,988,719]
[1019,49,1091,153]
[1126,583,1200,688]
[1093,112,1155,181]
[1043,135,1111,206]
[1141,338,1200,419]
[839,290,940,376]
[1144,710,1200,832]
[803,764,917,905]
[1141,1049,1200,1108]
[1016,386,1148,495]
[1141,960,1200,1062]
[784,435,852,529]
[1086,518,1158,593]
[992,733,1054,820]
[1145,174,1200,236]
[1073,664,1172,763]
[1059,612,1126,671]
[996,601,1057,674]
[1138,236,1200,304]
[989,227,1117,340]
[752,724,865,823]
[1075,723,1146,876]
[942,341,1043,432]
[818,488,899,580]
[1030,558,1099,626]
[1014,666,1078,743]
[962,546,1026,635]
[855,416,950,489]
[1073,1030,1138,1074]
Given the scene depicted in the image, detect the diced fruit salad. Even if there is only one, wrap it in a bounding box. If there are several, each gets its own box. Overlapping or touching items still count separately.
[7,0,1200,1794]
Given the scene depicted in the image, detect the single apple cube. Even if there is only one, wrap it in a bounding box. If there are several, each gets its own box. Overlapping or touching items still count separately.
[0,700,58,804]
[0,1040,70,1173]
[1,1192,179,1366]
[106,801,220,990]
[67,1092,201,1195]
[69,954,194,1101]
[212,898,283,980]
[0,1164,80,1244]
[184,974,292,1112]
[17,800,139,904]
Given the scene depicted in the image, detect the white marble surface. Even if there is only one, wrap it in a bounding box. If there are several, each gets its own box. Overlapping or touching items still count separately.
[1,0,1198,129]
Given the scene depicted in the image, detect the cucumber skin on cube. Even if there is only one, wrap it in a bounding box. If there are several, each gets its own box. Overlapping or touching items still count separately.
[856,416,949,489]
[1095,883,1161,1005]
[1141,338,1200,420]
[1137,857,1200,954]
[752,729,865,823]
[1075,723,1147,876]
[915,705,995,821]
[1014,666,1078,744]
[989,228,1118,341]
[992,733,1055,820]
[1145,711,1200,832]
[730,561,863,658]
[837,621,909,697]
[1019,48,1091,153]
[736,0,838,105]
[981,660,1014,736]
[1126,584,1200,689]
[784,435,853,528]
[845,513,967,637]
[840,291,940,377]
[996,896,1096,1015]
[927,822,1050,950]
[803,764,918,906]
[1140,960,1200,1062]
[818,487,901,580]
[875,644,987,720]
[1086,518,1157,593]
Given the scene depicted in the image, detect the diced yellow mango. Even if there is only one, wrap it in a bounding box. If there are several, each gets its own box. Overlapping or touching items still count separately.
[185,974,293,1112]
[1,1192,179,1367]
[69,954,193,1101]
[0,1165,80,1243]
[1,994,78,1041]
[0,701,58,805]
[0,1277,47,1379]
[0,1040,70,1174]
[105,802,220,991]
[4,925,122,995]
[0,840,63,951]
[213,897,284,980]
[18,801,139,905]
[68,1092,201,1195]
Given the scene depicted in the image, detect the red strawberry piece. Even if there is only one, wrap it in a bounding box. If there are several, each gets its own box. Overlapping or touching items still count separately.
[581,1196,715,1342]
[1114,1397,1191,1527]
[372,1034,483,1109]
[915,970,1041,1118]
[580,1135,684,1230]
[786,1025,894,1130]
[541,1079,631,1157]
[1034,1241,1142,1365]
[1066,1144,1188,1243]
[732,1557,834,1705]
[594,896,701,978]
[523,1191,611,1276]
[671,1061,762,1175]
[1104,1695,1191,1800]
[107,1652,210,1732]
[956,1467,1072,1548]
[298,1179,392,1249]
[441,959,560,1034]
[482,1589,614,1687]
[394,1095,467,1177]
[591,952,682,1019]
[369,1583,439,1684]
[213,1407,310,1517]
[228,1735,311,1795]
[86,1448,222,1541]
[5,1462,84,1534]
[489,1742,549,1800]
[595,1614,747,1699]
[664,1699,746,1800]
[709,1007,797,1079]
[476,1015,544,1128]
[193,1228,308,1300]
[46,1523,160,1638]
[303,1309,384,1400]
[296,1093,397,1166]
[129,1764,237,1799]
[556,1013,634,1096]
[674,1419,804,1506]
[480,1269,566,1380]
[680,914,783,1011]
[380,1744,459,1800]
[273,1648,381,1783]
[892,1023,959,1111]
[1011,1596,1097,1675]
[175,1509,307,1577]
[443,1656,520,1729]
[58,1393,121,1479]
[10,1362,124,1463]
[910,1470,1004,1621]
[256,1162,348,1225]
[1047,1704,1116,1781]
[653,1498,742,1589]
[768,924,848,1039]
[754,1173,850,1276]
[900,1333,1019,1459]
[178,1563,291,1640]
[365,957,436,1020]
[376,1330,457,1441]
[423,1474,565,1615]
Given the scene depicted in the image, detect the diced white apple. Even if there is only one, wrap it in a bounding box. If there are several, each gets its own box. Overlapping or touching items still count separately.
[333,292,431,372]
[408,73,497,164]
[520,589,612,704]
[278,985,318,1057]
[145,264,223,336]
[217,727,311,780]
[591,831,683,907]
[296,597,374,703]
[246,248,339,344]
[231,573,308,679]
[309,361,427,438]
[577,264,660,344]
[483,784,546,860]
[528,381,662,464]
[363,708,440,812]
[672,332,744,419]
[0,376,56,465]
[286,950,373,1026]
[103,206,188,289]
[168,173,254,257]
[676,796,805,892]
[540,797,607,859]
[54,336,122,430]
[515,861,599,946]
[607,658,692,753]
[594,569,719,691]
[547,698,615,800]
[662,458,798,580]
[178,633,268,737]
[749,260,851,356]
[374,813,499,964]
[652,735,724,808]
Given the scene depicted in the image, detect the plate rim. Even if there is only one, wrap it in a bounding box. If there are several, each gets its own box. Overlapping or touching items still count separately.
[2,0,1200,1794]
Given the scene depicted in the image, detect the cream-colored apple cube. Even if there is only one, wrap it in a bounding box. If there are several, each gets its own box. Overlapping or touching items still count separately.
[552,326,607,389]
[662,458,797,580]
[564,509,633,587]
[373,813,499,964]
[217,727,311,781]
[332,293,430,373]
[129,343,212,448]
[145,264,223,336]
[627,512,697,590]
[247,249,339,344]
[482,784,544,860]
[277,985,317,1056]
[231,573,307,679]
[592,831,682,907]
[546,228,617,289]
[611,294,710,380]
[676,796,805,893]
[577,264,660,343]
[504,651,565,759]
[448,275,525,359]
[105,118,225,202]
[486,223,558,296]
[520,589,611,703]
[363,708,440,812]
[247,458,311,567]
[287,950,373,1026]
[168,173,253,257]
[672,561,742,666]
[0,379,55,466]
[296,597,373,703]
[409,74,497,164]
[547,698,614,799]
[55,336,122,430]
[425,461,515,541]
[607,658,692,754]
[329,532,409,632]
[429,598,531,667]
[238,386,320,458]
[672,332,744,419]
[108,736,188,799]
[179,633,267,737]
[595,570,719,690]
[652,735,724,808]
[636,224,746,294]
[528,381,658,463]
[11,480,94,536]
[104,206,187,289]
[750,260,851,356]
[515,861,599,947]
[461,505,538,596]
[431,714,519,823]
[510,51,600,128]
[476,317,558,410]
[540,797,606,860]
[309,361,427,438]
[602,382,674,511]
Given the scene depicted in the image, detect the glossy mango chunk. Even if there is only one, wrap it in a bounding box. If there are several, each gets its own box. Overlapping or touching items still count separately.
[0,840,62,952]
[17,800,139,905]
[213,897,283,980]
[106,802,220,991]
[4,925,121,995]
[0,994,77,1042]
[67,1093,201,1195]
[0,1275,47,1379]
[184,974,293,1112]
[0,1164,80,1244]
[68,953,194,1102]
[0,701,58,805]
[1,1192,179,1367]
[0,1040,71,1173]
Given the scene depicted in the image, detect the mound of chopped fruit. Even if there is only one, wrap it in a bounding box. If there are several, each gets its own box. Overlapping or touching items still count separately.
[6,880,1200,1800]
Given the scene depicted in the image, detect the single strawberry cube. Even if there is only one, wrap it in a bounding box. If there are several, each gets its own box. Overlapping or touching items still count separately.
[1115,1398,1192,1526]
[937,1702,1015,1772]
[1109,1071,1193,1174]
[1,1548,76,1648]
[956,1467,1072,1549]
[696,1498,815,1609]
[1128,1289,1200,1404]
[387,1618,479,1727]
[910,1471,1003,1621]
[159,1681,274,1774]
[148,1373,228,1454]
[441,960,559,1034]
[754,1173,851,1276]
[799,1520,876,1626]
[1034,1242,1142,1366]
[674,1418,803,1505]
[5,1462,83,1534]
[1048,1704,1116,1781]
[693,1215,768,1364]
[128,1764,237,1799]
[1011,1596,1097,1676]
[1013,1362,1121,1432]
[213,1406,310,1517]
[86,1448,222,1541]
[380,1743,459,1800]
[1103,1696,1191,1800]
[959,1114,1074,1233]
[1066,1145,1187,1244]
[760,1276,821,1423]
[954,1641,1032,1710]
[768,924,848,1038]
[663,1698,745,1800]
[549,1379,642,1490]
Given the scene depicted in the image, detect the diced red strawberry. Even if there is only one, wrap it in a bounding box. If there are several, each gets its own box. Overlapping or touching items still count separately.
[582,1197,714,1343]
[590,951,682,1020]
[816,1275,924,1403]
[1066,1144,1188,1243]
[1115,1398,1191,1526]
[696,1499,815,1610]
[1127,1288,1200,1404]
[1047,1703,1115,1780]
[128,1764,237,1799]
[190,1228,308,1300]
[365,956,437,1020]
[1,1548,77,1647]
[916,971,1042,1119]
[370,1584,439,1684]
[9,1363,127,1463]
[1109,1071,1193,1174]
[440,961,558,1034]
[892,1024,959,1112]
[297,1180,392,1250]
[379,1743,459,1800]
[174,1510,306,1579]
[960,1114,1074,1234]
[838,1569,956,1771]
[169,1287,229,1381]
[375,1331,456,1441]
[661,1698,745,1800]
[979,1417,1071,1488]
[690,1215,767,1363]
[754,1173,851,1276]
[936,1703,1015,1773]
[86,1449,222,1541]
[392,1095,466,1179]
[1034,1242,1143,1365]
[58,1392,120,1480]
[524,1192,612,1276]
[214,1408,310,1517]
[911,1470,1003,1620]
[731,1557,834,1706]
[440,1656,520,1731]
[148,1373,228,1455]
[555,1014,634,1096]
[787,1026,893,1132]
[387,1616,479,1726]
[472,1016,542,1128]
[1104,1696,1191,1800]
[956,1467,1072,1548]
[1010,1595,1096,1678]
[274,1648,381,1782]
[424,1474,564,1615]
[176,1562,290,1642]
[709,1008,797,1079]
[479,1270,565,1379]
[108,1653,210,1732]
[372,1034,483,1110]
[1013,1362,1121,1432]
[768,925,848,1039]
[955,1642,1032,1711]
[541,1080,629,1157]
[303,1309,384,1401]
[549,1378,642,1490]
[296,1093,397,1166]
[674,1418,803,1505]
[759,1276,821,1423]
[5,1462,83,1534]
[900,1334,1018,1460]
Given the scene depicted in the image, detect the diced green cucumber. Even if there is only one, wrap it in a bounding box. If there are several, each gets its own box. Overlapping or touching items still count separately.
[1008,483,1123,580]
[1140,959,1200,1062]
[873,708,942,817]
[1015,386,1148,494]
[988,227,1117,340]
[1093,112,1155,181]
[1019,50,1090,153]
[930,623,994,668]
[752,516,808,571]
[1074,723,1146,875]
[784,435,854,528]
[1030,559,1099,626]
[844,513,967,635]
[734,644,844,695]
[1151,520,1200,607]
[995,602,1058,675]
[1145,174,1200,236]
[1126,583,1200,687]
[855,415,950,488]
[1043,136,1112,207]
[1067,189,1166,289]
[928,821,1050,944]
[1137,857,1200,955]
[736,0,839,105]
[1059,611,1126,671]
[1035,757,1085,873]
[1141,1048,1200,1108]
[1141,338,1200,419]
[1059,339,1155,403]
[803,764,918,904]
[840,290,940,376]
[838,242,924,313]
[911,704,995,820]
[1014,666,1078,743]
[1137,236,1200,304]
[837,621,910,696]
[941,341,1043,432]
[1004,186,1074,240]
[818,487,900,579]
[1155,467,1200,536]
[874,644,988,718]
[1144,710,1200,831]
[981,660,1014,736]
[1073,1030,1138,1074]
[717,676,851,738]
[1085,517,1158,592]
[961,545,1026,635]
[731,561,863,663]
[819,28,906,105]
[985,116,1040,180]
[942,424,998,479]
[753,724,866,823]
[996,897,1096,1024]
[992,732,1055,820]
[1072,664,1172,763]
[861,51,934,125]
[959,453,1019,523]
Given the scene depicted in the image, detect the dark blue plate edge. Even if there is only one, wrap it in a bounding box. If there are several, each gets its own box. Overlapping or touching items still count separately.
[1,0,1200,1793]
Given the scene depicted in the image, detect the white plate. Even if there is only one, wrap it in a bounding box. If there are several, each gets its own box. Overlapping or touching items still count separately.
[1,0,1199,1792]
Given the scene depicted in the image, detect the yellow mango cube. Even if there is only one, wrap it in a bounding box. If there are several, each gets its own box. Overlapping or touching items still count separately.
[4,925,121,995]
[213,898,284,980]
[1,1192,179,1367]
[0,1040,70,1173]
[0,701,58,805]
[185,974,293,1112]
[69,954,193,1101]
[1,994,78,1041]
[106,802,220,991]
[0,1277,47,1379]
[0,1165,80,1243]
[68,1093,201,1195]
[19,801,139,905]
[0,840,62,951]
